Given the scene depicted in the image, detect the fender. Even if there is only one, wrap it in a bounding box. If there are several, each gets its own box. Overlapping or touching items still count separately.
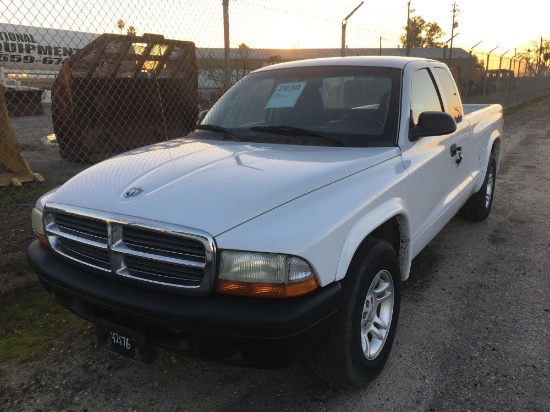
[475,130,502,192]
[335,198,412,282]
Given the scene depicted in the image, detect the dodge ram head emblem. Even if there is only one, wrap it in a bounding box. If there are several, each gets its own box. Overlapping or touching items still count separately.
[124,187,144,198]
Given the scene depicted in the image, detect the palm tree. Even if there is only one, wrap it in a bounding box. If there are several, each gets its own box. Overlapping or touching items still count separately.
[116,19,125,35]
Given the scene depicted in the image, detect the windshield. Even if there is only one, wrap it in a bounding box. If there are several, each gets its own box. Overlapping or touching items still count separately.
[195,65,402,147]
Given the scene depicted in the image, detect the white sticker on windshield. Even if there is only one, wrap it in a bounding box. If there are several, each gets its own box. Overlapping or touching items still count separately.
[265,81,307,109]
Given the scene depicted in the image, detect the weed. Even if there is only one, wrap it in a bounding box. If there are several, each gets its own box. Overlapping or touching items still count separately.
[0,281,87,364]
[504,94,550,117]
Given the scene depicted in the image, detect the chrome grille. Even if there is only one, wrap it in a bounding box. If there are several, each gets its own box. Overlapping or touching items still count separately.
[54,213,108,242]
[43,205,216,295]
[122,255,204,287]
[122,226,205,262]
[46,212,109,272]
[58,237,111,270]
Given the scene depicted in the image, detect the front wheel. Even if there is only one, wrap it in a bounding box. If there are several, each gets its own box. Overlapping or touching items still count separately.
[309,238,401,388]
[460,152,497,222]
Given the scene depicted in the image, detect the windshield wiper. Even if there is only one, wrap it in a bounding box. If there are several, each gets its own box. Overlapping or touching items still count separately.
[249,125,346,147]
[195,124,245,142]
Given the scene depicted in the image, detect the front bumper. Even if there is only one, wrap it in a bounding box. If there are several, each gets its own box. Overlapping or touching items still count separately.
[27,240,341,366]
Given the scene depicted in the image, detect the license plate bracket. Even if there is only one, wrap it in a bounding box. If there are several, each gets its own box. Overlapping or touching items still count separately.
[96,319,156,364]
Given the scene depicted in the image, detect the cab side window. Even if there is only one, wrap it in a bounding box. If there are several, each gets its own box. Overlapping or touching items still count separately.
[411,69,443,125]
[433,67,463,123]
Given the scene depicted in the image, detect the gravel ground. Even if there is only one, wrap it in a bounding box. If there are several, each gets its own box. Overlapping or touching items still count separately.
[1,100,549,411]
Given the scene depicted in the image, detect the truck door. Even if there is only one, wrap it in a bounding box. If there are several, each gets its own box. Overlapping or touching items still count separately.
[432,66,472,193]
[400,67,471,255]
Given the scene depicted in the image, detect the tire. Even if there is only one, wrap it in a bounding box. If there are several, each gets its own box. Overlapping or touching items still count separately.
[310,238,401,388]
[459,152,496,222]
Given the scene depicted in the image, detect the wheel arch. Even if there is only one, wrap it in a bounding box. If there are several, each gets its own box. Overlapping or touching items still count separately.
[335,199,412,282]
[475,131,501,192]
[491,135,502,171]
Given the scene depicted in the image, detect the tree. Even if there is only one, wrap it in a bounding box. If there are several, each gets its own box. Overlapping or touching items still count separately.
[235,43,251,81]
[202,43,252,93]
[117,19,125,35]
[475,58,485,74]
[401,15,445,49]
[126,26,137,36]
[267,55,282,65]
[516,39,550,77]
[202,53,227,92]
[423,22,445,48]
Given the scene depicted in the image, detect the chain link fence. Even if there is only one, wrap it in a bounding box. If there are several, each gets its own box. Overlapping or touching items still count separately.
[1,0,549,292]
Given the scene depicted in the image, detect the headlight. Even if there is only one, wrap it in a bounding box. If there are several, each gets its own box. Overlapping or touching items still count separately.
[216,250,319,298]
[31,186,59,247]
[31,207,48,246]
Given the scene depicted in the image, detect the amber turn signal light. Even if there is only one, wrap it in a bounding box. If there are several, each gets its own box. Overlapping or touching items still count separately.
[216,276,319,298]
[34,231,49,247]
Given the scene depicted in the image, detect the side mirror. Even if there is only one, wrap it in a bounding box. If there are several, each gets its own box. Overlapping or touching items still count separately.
[409,111,457,141]
[197,110,208,125]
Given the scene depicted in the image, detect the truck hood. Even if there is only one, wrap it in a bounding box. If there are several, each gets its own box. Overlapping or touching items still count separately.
[49,139,400,236]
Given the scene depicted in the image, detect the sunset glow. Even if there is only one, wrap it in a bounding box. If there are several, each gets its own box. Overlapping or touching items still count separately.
[2,0,548,53]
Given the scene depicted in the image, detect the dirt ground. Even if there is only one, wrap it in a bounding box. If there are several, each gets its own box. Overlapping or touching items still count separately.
[0,100,549,411]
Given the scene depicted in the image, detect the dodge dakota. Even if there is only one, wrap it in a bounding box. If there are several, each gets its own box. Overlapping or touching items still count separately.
[27,56,503,388]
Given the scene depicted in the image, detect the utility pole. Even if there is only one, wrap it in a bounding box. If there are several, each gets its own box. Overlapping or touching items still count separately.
[448,1,459,66]
[223,0,230,91]
[406,1,412,57]
[341,2,364,57]
[444,33,459,61]
[380,36,382,56]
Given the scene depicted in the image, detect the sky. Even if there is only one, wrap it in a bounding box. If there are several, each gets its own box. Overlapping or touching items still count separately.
[2,0,548,55]
[230,0,548,54]
[395,0,548,54]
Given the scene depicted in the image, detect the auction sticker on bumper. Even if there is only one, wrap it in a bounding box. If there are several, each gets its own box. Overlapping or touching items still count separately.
[96,319,156,364]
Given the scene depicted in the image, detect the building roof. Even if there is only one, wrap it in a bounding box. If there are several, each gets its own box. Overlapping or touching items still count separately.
[196,47,472,60]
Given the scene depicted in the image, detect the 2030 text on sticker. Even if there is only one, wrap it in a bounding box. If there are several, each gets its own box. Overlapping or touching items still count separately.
[265,81,307,109]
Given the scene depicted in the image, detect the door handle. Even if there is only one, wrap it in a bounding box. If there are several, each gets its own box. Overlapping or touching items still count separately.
[450,144,458,156]
[450,144,463,164]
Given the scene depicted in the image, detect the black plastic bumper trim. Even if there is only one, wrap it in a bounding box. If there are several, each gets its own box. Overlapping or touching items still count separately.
[27,240,341,341]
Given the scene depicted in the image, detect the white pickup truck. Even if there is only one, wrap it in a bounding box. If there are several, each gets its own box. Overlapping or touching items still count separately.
[28,56,503,388]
